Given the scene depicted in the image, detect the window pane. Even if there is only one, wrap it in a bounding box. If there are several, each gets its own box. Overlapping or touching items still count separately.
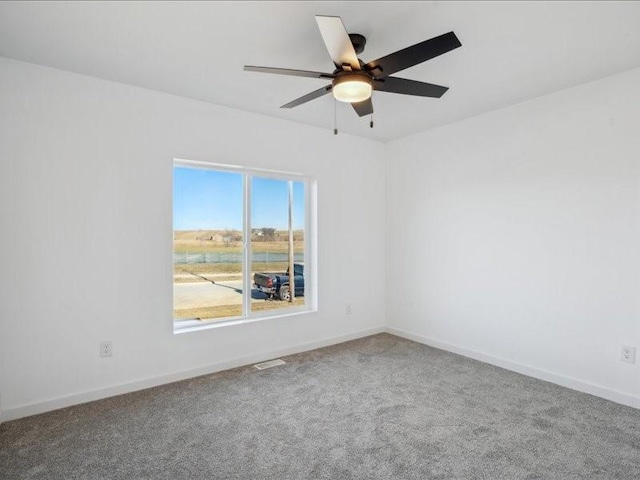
[251,177,306,313]
[173,167,244,323]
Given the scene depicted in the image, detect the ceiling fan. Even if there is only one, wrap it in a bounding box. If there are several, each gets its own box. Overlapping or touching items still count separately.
[244,15,461,125]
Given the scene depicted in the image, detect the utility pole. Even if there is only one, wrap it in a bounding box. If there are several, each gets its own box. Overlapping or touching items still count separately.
[288,180,295,302]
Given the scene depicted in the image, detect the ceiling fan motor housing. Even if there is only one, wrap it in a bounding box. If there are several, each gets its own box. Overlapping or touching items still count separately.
[333,70,372,83]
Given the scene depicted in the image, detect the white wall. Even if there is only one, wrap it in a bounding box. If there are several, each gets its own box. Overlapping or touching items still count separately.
[2,56,639,423]
[386,67,640,407]
[0,58,386,420]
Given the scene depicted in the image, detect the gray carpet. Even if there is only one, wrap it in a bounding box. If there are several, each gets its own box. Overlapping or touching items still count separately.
[1,333,639,479]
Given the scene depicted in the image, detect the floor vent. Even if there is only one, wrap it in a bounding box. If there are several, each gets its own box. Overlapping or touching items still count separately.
[254,359,286,370]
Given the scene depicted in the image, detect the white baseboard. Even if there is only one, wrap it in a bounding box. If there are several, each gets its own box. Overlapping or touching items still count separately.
[1,326,386,423]
[5,324,635,424]
[386,326,640,410]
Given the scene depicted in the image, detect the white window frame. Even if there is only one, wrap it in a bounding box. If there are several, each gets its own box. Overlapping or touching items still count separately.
[173,158,317,333]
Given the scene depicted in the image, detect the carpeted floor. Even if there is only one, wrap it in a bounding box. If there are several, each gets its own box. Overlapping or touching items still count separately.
[1,333,639,479]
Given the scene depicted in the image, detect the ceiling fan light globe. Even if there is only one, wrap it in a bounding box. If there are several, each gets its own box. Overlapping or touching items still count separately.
[332,76,372,103]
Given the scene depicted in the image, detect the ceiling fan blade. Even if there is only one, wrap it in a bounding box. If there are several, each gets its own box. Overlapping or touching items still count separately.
[365,32,461,78]
[351,98,373,117]
[374,77,449,98]
[315,15,361,70]
[244,65,335,79]
[281,85,333,109]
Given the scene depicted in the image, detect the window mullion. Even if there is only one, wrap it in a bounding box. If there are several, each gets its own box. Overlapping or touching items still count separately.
[243,173,252,318]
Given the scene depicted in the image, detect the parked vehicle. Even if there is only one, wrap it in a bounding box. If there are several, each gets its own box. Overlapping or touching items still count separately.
[254,263,304,301]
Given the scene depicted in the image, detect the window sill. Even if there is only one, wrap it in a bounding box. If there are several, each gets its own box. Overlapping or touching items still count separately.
[173,306,317,335]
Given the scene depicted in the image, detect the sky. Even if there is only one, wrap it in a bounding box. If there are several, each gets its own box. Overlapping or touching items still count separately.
[173,166,305,230]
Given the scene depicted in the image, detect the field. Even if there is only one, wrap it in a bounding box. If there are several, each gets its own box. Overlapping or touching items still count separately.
[173,229,304,254]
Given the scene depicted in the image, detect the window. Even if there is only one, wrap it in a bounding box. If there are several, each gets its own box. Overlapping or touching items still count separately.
[173,160,314,330]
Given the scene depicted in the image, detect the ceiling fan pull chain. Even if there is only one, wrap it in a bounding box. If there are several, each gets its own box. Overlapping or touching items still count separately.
[370,112,374,129]
[334,97,338,135]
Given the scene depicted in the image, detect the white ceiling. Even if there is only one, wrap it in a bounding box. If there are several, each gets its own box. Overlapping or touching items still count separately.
[1,1,640,142]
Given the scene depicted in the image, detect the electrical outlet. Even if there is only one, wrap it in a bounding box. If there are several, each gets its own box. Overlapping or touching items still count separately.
[345,304,352,315]
[621,345,636,364]
[100,341,113,358]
